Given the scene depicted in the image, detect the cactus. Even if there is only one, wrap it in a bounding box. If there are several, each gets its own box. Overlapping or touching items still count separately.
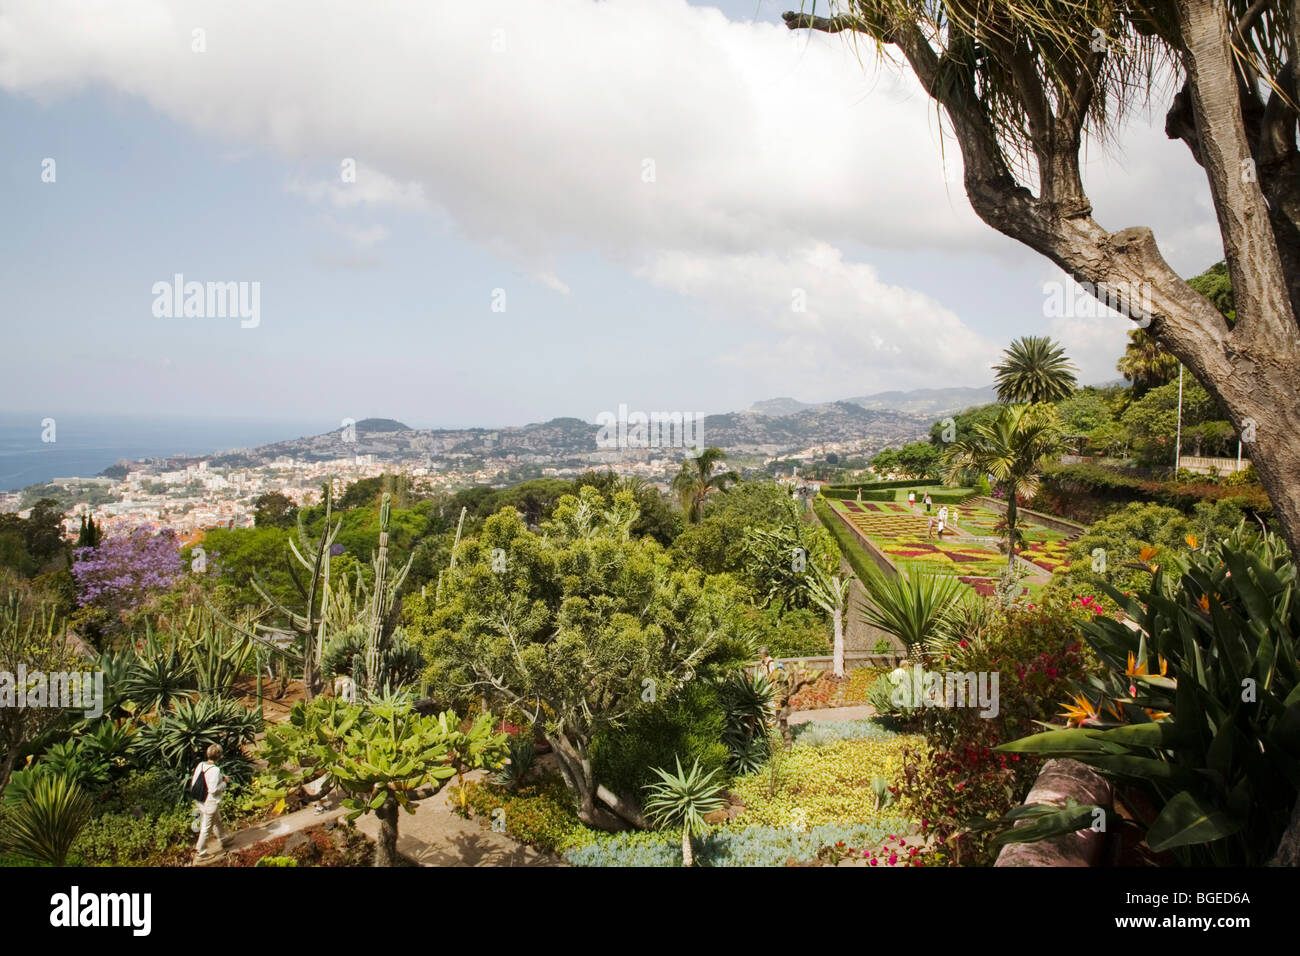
[248,483,343,699]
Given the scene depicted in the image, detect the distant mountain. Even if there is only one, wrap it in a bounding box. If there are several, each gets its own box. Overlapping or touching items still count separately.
[846,386,997,416]
[747,397,816,417]
[706,402,928,451]
[354,417,410,433]
[747,386,995,420]
[185,401,932,470]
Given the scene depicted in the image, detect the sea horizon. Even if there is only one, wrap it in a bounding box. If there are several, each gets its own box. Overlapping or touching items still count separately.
[0,412,332,492]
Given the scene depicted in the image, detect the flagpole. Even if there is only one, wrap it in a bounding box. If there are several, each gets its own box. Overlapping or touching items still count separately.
[1174,365,1184,475]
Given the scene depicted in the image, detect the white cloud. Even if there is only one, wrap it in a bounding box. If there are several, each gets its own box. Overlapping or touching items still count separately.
[287,165,427,210]
[0,0,992,278]
[642,242,1001,398]
[0,0,1222,409]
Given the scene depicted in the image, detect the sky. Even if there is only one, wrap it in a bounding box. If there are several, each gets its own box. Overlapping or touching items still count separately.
[0,0,1226,430]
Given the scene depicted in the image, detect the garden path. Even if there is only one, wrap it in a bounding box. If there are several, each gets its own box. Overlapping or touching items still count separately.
[787,704,876,725]
[205,770,561,866]
[352,769,564,866]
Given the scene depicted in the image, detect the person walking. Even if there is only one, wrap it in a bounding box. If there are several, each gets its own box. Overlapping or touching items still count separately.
[937,505,949,538]
[908,490,916,509]
[191,744,233,861]
[923,492,932,513]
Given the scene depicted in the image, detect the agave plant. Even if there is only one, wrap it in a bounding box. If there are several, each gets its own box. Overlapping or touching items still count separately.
[0,773,94,866]
[136,695,262,780]
[994,525,1300,865]
[643,757,727,867]
[491,733,536,790]
[121,633,193,714]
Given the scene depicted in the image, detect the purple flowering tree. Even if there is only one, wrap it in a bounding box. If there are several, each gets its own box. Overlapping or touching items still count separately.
[72,528,184,622]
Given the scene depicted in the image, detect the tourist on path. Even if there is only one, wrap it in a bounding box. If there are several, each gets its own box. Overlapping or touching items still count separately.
[908,490,916,509]
[191,744,233,861]
[923,492,932,513]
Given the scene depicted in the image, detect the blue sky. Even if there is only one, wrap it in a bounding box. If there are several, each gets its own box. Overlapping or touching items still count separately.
[0,0,1224,429]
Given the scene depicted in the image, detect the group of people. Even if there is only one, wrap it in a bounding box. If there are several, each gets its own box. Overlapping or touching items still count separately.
[906,490,958,539]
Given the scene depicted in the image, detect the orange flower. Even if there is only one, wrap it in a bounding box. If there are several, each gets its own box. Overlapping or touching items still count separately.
[1197,594,1210,613]
[1061,693,1100,728]
[1144,709,1172,721]
[1185,534,1199,550]
[1125,652,1148,677]
[1139,545,1159,562]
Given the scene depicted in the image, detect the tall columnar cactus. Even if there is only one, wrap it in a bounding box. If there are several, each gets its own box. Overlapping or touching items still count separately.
[251,484,342,699]
[365,494,393,692]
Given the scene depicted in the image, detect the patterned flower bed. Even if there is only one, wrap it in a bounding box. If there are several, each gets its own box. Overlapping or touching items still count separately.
[879,538,1005,577]
[830,499,929,537]
[957,575,1028,598]
[1015,538,1071,573]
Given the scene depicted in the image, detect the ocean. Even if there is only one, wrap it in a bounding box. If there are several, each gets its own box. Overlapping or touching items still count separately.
[0,413,328,491]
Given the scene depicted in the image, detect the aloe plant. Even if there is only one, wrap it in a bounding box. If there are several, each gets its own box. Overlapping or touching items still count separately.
[643,757,727,867]
[719,672,774,772]
[994,525,1300,865]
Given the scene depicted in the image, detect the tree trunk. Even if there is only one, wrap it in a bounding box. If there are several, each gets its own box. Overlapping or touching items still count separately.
[1005,494,1019,572]
[681,824,694,867]
[547,730,641,830]
[0,744,19,794]
[374,791,399,867]
[832,601,844,679]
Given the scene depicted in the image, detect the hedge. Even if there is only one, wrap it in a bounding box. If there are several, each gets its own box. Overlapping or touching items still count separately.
[813,498,892,583]
[1038,462,1271,519]
[924,491,973,505]
[822,487,898,501]
[824,477,938,493]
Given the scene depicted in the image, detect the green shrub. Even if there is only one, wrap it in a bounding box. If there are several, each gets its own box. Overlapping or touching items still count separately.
[135,695,261,780]
[734,606,829,658]
[463,774,588,853]
[65,766,195,865]
[1000,526,1300,866]
[564,820,911,867]
[254,855,298,867]
[590,682,729,800]
[72,803,193,865]
[813,499,882,586]
[896,592,1094,864]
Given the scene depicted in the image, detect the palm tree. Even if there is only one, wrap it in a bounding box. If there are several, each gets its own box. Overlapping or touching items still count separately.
[671,447,738,524]
[943,404,1063,572]
[993,336,1078,404]
[643,757,727,867]
[1117,328,1180,398]
[858,563,965,659]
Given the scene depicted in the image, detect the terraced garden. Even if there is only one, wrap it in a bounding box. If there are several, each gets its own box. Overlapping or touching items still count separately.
[825,494,1081,597]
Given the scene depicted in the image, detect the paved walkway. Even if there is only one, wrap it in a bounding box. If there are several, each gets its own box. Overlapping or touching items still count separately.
[205,770,560,866]
[354,770,563,867]
[788,704,876,725]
